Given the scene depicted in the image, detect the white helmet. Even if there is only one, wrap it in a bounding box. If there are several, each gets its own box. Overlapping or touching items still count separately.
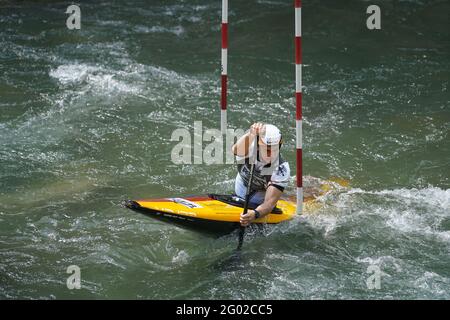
[261,124,282,146]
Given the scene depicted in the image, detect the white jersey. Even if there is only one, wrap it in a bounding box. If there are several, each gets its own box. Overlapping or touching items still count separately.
[236,140,290,192]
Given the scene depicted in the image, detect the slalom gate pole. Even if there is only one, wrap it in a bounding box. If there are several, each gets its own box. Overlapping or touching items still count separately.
[221,0,228,134]
[295,0,303,214]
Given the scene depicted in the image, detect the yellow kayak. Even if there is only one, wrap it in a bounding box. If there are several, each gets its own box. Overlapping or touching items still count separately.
[124,192,325,236]
[124,176,349,235]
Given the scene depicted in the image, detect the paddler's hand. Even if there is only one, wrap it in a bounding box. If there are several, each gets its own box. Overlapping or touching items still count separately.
[250,122,265,137]
[240,210,257,227]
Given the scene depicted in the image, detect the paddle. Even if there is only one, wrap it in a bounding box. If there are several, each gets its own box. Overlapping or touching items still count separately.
[237,134,259,251]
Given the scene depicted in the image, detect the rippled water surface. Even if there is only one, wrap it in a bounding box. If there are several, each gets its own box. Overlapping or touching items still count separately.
[0,0,449,299]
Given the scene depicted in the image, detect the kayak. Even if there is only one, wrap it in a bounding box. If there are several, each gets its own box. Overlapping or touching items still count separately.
[123,192,326,236]
[124,178,348,236]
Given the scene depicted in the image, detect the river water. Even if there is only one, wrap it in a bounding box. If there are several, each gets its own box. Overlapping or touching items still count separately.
[0,0,449,299]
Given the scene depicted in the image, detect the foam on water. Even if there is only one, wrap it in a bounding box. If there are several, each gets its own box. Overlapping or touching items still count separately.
[50,63,141,94]
[315,186,450,241]
[133,25,185,36]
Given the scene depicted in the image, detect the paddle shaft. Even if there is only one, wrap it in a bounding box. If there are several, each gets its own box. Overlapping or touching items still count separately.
[237,134,259,250]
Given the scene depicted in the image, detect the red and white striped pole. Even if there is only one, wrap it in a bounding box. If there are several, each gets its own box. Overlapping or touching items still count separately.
[221,0,228,134]
[295,0,303,214]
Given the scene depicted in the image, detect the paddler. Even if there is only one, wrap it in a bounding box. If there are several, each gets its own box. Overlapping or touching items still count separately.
[231,123,290,227]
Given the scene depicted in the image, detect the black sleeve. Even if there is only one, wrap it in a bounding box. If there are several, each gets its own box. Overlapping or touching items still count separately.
[268,183,284,192]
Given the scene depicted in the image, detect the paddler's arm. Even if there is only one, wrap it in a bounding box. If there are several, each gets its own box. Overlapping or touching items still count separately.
[240,185,283,227]
[231,132,254,156]
[232,122,264,156]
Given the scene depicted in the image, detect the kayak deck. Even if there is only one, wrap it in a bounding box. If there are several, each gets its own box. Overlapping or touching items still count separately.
[124,194,313,236]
